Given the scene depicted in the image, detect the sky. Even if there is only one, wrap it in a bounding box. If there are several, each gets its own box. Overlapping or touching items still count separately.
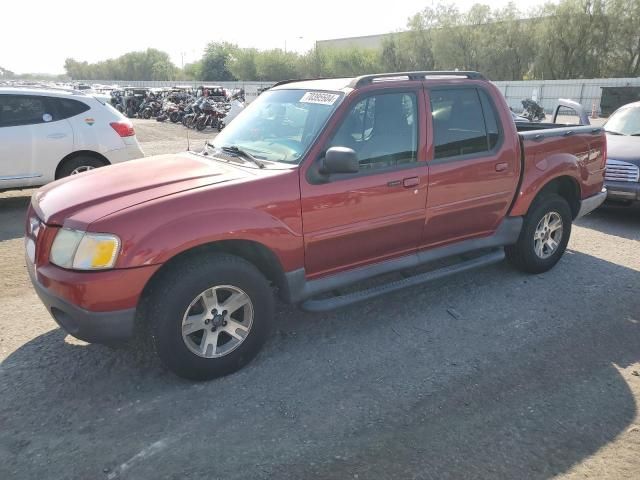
[1,0,549,74]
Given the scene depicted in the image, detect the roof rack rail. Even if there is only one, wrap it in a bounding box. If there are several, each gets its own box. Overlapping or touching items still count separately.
[271,77,334,88]
[348,71,486,88]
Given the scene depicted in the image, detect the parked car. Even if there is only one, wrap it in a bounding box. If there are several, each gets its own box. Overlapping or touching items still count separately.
[0,87,144,191]
[602,101,640,204]
[26,71,606,380]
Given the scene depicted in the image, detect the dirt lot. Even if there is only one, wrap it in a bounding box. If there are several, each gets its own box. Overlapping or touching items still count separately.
[1,119,639,480]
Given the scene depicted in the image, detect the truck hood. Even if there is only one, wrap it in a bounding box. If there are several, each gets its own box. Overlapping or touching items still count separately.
[33,152,250,226]
[606,134,640,166]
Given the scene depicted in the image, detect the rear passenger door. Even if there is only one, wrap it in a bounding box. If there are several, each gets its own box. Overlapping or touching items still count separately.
[423,87,519,247]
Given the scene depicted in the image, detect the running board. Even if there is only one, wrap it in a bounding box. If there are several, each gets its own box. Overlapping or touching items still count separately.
[300,249,505,312]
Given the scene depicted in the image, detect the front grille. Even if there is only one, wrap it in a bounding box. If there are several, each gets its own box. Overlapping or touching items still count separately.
[605,159,640,183]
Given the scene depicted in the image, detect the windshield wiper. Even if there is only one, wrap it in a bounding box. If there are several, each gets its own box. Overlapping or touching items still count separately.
[221,145,265,169]
[605,129,624,136]
[202,142,265,168]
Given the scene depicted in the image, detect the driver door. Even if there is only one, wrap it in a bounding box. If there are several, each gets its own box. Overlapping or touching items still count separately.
[300,87,428,278]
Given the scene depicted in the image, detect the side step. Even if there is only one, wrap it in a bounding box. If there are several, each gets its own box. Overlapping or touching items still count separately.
[300,249,505,312]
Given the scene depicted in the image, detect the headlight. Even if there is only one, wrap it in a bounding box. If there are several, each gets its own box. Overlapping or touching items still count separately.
[50,228,121,270]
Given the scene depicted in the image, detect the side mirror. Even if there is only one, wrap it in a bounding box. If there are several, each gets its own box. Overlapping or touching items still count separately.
[322,147,359,174]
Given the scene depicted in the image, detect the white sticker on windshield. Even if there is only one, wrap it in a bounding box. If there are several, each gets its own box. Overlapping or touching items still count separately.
[299,92,340,105]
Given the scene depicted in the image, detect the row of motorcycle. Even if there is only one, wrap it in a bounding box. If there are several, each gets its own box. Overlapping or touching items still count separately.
[111,89,245,131]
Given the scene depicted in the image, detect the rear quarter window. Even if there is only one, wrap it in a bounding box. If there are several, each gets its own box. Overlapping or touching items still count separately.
[51,98,91,120]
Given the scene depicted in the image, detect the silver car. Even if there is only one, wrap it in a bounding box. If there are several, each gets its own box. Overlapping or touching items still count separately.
[603,102,640,204]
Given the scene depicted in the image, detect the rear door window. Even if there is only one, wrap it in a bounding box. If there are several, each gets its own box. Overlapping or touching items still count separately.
[0,95,49,127]
[430,88,500,160]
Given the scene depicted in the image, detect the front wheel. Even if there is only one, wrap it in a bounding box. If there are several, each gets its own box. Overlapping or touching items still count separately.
[505,193,572,274]
[147,253,274,380]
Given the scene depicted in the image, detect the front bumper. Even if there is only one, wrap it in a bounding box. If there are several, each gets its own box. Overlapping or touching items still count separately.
[28,265,135,344]
[576,188,607,218]
[605,180,640,202]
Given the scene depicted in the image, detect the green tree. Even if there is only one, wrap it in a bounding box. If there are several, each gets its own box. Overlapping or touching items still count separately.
[254,49,299,81]
[532,0,609,79]
[0,67,15,78]
[64,49,178,80]
[182,61,202,80]
[200,42,237,81]
[228,48,258,80]
[606,0,640,76]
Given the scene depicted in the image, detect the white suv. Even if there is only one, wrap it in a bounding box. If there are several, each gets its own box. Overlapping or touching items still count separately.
[0,87,144,190]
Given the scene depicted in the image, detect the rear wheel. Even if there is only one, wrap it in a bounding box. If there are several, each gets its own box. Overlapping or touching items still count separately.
[57,155,106,178]
[195,116,207,131]
[169,112,180,123]
[147,253,274,380]
[505,193,572,273]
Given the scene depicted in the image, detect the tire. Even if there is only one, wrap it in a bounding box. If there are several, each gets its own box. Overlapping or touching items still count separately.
[505,193,572,274]
[169,112,180,123]
[142,109,152,120]
[195,117,207,131]
[147,253,274,380]
[57,155,107,178]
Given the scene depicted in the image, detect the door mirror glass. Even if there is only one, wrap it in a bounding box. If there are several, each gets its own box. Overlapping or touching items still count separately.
[322,147,359,174]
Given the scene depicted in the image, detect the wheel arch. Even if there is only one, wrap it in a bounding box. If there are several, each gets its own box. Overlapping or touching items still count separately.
[55,150,110,179]
[139,239,288,304]
[531,175,581,219]
[511,174,582,220]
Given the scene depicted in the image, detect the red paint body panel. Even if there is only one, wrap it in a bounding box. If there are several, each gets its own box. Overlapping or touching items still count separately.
[27,75,606,316]
[299,82,428,277]
[510,130,607,217]
[422,82,522,247]
[34,262,159,311]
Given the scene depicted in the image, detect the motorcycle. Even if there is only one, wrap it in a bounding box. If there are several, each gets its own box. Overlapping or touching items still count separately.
[521,99,546,122]
[195,99,226,131]
[139,97,163,119]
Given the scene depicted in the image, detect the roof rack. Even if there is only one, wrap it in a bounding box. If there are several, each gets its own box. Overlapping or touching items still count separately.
[271,78,334,88]
[348,71,486,88]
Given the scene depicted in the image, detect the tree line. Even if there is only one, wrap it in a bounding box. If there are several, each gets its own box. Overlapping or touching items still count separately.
[62,0,640,82]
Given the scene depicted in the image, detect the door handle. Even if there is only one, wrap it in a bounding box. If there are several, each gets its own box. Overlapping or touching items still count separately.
[495,162,508,172]
[47,133,67,139]
[402,177,419,187]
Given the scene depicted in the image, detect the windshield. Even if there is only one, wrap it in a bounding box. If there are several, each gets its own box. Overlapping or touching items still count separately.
[210,89,343,163]
[605,106,640,135]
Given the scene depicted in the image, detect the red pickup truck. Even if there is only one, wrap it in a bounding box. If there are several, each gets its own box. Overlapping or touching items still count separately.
[26,71,607,380]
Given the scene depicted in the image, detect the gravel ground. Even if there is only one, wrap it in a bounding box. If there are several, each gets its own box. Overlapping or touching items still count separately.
[1,119,639,480]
